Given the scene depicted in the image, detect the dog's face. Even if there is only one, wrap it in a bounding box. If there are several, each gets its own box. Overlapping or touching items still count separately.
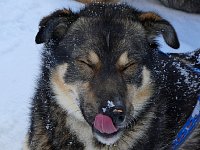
[36,4,179,145]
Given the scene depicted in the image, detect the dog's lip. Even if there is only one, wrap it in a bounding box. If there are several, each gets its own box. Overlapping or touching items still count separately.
[92,126,120,138]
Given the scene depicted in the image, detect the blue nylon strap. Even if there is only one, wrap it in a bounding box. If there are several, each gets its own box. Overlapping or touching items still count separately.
[172,96,200,150]
[193,68,200,73]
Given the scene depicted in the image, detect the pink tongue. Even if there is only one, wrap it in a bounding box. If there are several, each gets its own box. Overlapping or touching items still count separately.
[94,114,118,134]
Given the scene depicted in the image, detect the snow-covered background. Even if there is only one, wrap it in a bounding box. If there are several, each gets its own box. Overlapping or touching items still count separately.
[0,0,199,149]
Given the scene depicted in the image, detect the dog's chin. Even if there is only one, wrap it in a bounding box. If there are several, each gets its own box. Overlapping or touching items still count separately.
[93,129,122,145]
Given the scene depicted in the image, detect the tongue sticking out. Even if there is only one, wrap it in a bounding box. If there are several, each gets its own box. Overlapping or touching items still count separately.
[94,114,118,134]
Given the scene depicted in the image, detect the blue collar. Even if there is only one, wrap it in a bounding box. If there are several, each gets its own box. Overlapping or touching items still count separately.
[193,68,200,73]
[172,95,200,150]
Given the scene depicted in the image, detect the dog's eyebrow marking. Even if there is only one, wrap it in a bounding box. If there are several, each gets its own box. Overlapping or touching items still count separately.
[88,51,99,65]
[117,51,129,67]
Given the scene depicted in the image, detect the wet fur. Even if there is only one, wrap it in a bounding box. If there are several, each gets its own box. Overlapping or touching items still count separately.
[25,3,200,150]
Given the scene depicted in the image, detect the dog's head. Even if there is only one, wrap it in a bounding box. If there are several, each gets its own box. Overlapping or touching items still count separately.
[36,4,179,145]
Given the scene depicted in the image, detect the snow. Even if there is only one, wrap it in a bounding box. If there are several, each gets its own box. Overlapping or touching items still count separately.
[107,101,115,108]
[102,101,115,112]
[0,0,199,149]
[172,61,199,91]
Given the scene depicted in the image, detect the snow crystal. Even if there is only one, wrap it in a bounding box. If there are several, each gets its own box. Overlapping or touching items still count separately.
[46,124,50,130]
[102,107,107,113]
[101,101,115,113]
[107,100,115,108]
[172,62,189,78]
[172,61,199,91]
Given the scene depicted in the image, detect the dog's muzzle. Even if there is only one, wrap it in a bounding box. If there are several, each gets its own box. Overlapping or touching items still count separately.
[93,100,126,135]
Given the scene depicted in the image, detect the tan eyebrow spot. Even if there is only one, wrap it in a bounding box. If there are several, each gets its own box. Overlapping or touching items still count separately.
[117,51,129,67]
[88,51,99,65]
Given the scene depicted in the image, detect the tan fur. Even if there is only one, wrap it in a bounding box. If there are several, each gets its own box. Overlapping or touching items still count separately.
[88,51,100,65]
[139,12,162,21]
[117,51,129,68]
[50,63,84,121]
[128,67,153,117]
[62,9,71,14]
[50,64,97,148]
[50,64,96,148]
[66,115,95,149]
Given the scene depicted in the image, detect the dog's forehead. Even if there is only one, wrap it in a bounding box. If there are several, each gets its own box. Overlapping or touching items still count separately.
[66,17,147,61]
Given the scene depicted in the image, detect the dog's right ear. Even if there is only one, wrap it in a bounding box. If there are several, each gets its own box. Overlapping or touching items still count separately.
[138,12,180,49]
[35,9,79,44]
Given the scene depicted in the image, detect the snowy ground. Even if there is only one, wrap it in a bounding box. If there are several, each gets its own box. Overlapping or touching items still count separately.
[0,0,199,149]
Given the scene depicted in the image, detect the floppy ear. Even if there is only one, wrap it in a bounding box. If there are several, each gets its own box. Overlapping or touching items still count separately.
[35,9,78,44]
[138,12,180,49]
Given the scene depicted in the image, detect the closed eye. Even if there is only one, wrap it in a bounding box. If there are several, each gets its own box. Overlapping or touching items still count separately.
[77,59,93,68]
[121,61,136,71]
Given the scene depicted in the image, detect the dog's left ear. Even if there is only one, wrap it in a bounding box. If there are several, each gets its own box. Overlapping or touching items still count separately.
[138,12,180,49]
[35,9,79,44]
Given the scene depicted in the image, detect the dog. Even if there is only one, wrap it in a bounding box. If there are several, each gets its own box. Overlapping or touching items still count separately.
[24,3,200,150]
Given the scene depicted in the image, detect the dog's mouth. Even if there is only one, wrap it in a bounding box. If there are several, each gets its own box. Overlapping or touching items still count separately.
[93,114,119,133]
[92,114,122,144]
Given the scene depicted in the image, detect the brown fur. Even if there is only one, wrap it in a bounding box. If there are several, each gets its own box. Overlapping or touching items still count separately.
[139,12,162,21]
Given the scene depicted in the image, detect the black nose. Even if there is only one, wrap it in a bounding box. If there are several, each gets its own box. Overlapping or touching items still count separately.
[111,107,125,125]
[104,101,126,125]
